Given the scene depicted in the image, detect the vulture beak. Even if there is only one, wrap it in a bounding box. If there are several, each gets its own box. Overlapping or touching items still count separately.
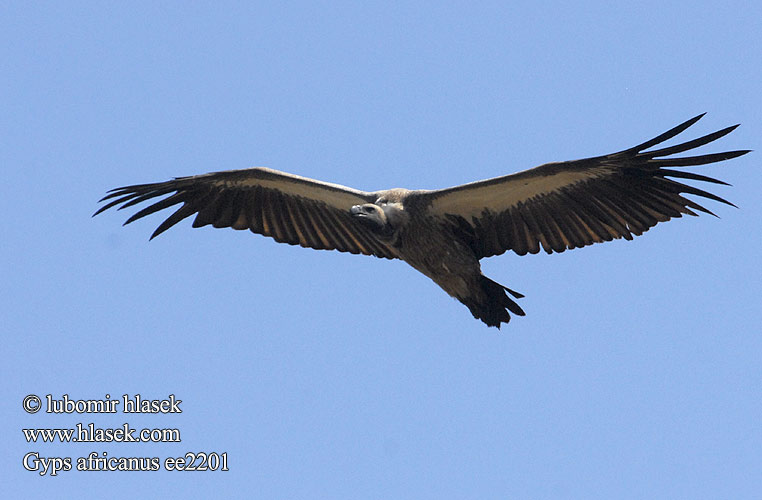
[350,204,371,217]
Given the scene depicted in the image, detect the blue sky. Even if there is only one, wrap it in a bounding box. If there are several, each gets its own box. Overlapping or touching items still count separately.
[4,1,761,498]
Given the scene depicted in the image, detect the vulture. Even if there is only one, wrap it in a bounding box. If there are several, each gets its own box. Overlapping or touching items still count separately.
[95,114,748,328]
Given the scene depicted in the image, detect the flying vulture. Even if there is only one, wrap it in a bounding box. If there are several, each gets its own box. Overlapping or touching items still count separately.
[95,114,748,328]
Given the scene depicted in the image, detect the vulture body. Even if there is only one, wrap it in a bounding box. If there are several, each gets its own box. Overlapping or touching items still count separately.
[95,114,748,328]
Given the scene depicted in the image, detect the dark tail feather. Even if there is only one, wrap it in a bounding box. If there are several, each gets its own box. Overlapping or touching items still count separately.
[464,275,526,329]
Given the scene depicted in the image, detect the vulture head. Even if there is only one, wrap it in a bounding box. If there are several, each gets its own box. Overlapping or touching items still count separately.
[350,191,410,239]
[350,203,387,230]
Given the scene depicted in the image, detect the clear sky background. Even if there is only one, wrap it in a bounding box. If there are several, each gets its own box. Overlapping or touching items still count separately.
[3,2,761,498]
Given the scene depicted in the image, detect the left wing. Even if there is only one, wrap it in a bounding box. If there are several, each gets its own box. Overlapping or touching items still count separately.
[420,114,749,257]
[95,167,397,259]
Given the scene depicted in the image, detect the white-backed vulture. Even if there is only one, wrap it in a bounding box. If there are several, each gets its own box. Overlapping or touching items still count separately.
[95,114,748,328]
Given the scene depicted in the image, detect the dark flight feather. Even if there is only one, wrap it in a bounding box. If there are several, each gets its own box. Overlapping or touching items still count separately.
[424,114,749,258]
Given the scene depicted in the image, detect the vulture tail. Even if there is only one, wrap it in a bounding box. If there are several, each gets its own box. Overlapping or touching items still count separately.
[465,275,526,329]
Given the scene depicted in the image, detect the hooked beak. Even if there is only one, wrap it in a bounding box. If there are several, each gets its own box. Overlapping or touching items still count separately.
[350,204,372,217]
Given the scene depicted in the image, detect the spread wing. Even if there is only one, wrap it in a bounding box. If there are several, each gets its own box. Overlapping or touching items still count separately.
[95,167,396,259]
[421,114,749,257]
